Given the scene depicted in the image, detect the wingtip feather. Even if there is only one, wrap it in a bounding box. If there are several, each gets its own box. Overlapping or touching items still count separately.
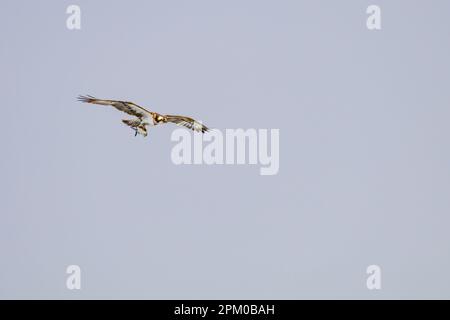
[77,94,96,103]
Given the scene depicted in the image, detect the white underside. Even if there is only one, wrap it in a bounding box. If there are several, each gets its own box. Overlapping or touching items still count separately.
[141,116,155,126]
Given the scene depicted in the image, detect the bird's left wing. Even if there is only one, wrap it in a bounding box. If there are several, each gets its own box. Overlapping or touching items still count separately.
[78,95,153,119]
[164,115,210,133]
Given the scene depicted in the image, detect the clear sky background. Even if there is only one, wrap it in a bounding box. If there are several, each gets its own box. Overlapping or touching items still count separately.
[1,0,450,299]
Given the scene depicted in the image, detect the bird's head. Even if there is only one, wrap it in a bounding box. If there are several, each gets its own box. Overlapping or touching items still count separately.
[154,114,166,124]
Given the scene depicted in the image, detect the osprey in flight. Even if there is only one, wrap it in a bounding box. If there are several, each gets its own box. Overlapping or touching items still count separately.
[78,95,209,137]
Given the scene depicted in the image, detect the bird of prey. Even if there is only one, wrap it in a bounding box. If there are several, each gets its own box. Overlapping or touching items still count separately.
[77,95,210,137]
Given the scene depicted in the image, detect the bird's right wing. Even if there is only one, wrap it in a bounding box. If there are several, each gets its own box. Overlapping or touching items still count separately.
[164,115,210,133]
[77,95,153,120]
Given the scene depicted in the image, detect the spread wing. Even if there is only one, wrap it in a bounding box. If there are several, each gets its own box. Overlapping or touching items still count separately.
[165,115,210,133]
[77,95,153,120]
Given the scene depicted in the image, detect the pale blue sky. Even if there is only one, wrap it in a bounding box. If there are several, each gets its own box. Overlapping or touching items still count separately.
[1,0,450,299]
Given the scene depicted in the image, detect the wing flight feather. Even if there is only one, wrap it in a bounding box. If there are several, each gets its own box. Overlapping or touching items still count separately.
[77,95,153,119]
[165,115,209,133]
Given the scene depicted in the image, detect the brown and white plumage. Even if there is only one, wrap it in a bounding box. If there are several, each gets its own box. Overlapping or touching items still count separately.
[77,95,210,137]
